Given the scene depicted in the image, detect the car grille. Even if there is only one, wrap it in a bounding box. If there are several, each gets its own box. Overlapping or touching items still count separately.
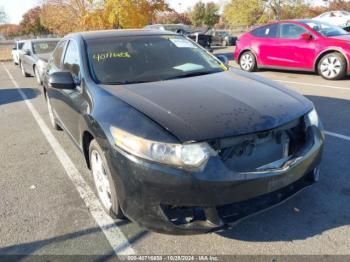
[211,118,307,173]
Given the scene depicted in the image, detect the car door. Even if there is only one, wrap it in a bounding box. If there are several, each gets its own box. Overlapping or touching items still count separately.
[21,41,31,70]
[51,40,83,142]
[250,23,279,66]
[270,23,316,69]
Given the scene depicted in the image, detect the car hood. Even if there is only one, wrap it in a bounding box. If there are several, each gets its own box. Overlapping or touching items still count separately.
[101,69,313,142]
[36,53,51,62]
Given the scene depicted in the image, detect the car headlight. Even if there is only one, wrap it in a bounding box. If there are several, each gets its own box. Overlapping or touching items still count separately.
[110,127,215,170]
[307,108,319,127]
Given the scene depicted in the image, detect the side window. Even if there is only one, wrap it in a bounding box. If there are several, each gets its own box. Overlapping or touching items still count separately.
[251,24,278,38]
[22,42,29,51]
[52,41,67,68]
[63,41,80,79]
[280,24,307,39]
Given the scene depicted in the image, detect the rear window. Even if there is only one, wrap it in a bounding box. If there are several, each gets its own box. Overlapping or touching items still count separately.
[33,41,59,54]
[251,24,279,38]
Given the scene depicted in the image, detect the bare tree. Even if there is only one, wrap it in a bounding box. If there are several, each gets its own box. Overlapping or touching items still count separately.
[0,6,8,24]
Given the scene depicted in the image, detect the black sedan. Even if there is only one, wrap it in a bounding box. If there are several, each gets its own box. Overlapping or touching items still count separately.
[43,30,324,235]
[19,38,60,84]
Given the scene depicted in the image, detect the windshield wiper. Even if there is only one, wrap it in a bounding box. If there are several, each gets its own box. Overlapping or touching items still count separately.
[164,70,222,80]
[103,80,154,85]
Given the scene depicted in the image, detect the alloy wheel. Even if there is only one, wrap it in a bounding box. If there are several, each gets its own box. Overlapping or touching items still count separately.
[91,150,112,211]
[320,56,342,79]
[240,53,254,71]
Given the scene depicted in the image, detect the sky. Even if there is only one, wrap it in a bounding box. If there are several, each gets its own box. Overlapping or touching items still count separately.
[1,0,328,25]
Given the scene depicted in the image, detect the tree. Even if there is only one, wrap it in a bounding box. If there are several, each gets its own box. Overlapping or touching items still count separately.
[0,6,7,24]
[190,1,220,27]
[190,1,206,26]
[155,11,192,25]
[41,0,95,35]
[20,7,51,35]
[223,0,267,26]
[41,0,168,34]
[203,2,220,27]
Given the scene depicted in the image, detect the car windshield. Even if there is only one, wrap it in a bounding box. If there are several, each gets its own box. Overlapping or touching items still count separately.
[33,41,59,54]
[86,35,226,85]
[302,20,349,37]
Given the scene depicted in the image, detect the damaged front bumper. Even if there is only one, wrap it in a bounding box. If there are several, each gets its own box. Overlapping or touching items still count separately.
[106,126,324,235]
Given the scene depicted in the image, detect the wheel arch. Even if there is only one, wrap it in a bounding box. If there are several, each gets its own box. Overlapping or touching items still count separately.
[237,49,258,65]
[82,130,94,169]
[314,48,349,72]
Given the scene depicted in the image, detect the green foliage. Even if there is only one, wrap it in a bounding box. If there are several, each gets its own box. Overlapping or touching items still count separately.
[223,0,267,27]
[190,1,219,27]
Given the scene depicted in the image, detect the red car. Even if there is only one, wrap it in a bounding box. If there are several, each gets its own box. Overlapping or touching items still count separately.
[234,19,350,80]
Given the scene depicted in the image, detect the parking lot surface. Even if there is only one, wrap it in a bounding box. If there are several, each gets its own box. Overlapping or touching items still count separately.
[1,47,350,257]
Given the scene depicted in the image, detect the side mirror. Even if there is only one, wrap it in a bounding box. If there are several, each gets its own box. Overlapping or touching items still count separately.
[49,71,76,90]
[216,55,229,66]
[300,33,313,41]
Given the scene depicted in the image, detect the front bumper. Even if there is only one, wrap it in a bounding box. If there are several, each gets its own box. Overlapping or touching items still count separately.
[106,126,324,234]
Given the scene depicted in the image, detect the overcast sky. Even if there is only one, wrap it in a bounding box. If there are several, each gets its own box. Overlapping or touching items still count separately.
[1,0,327,25]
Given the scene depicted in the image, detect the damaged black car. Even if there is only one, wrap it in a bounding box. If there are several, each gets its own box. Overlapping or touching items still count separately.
[43,29,324,235]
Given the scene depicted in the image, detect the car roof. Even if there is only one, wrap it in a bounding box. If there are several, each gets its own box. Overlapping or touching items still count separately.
[67,29,176,40]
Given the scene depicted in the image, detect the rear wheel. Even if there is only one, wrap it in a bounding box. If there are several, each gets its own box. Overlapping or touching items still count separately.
[239,51,257,72]
[89,140,125,219]
[20,62,30,77]
[318,52,347,80]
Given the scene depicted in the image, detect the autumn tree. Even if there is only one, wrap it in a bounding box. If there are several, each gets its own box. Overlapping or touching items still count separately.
[223,0,267,26]
[41,0,95,35]
[223,0,311,27]
[41,0,168,34]
[0,24,22,38]
[20,7,51,35]
[190,1,219,27]
[155,11,192,25]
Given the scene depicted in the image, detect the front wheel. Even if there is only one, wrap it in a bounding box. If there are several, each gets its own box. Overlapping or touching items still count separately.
[239,51,257,72]
[89,140,125,219]
[318,53,347,80]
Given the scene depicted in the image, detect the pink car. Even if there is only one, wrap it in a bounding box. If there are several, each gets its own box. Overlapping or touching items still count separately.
[234,19,350,80]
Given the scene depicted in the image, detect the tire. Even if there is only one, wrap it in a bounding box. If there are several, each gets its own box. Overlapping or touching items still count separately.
[34,66,42,85]
[318,52,347,80]
[89,140,125,219]
[239,51,257,72]
[46,96,61,130]
[20,62,30,77]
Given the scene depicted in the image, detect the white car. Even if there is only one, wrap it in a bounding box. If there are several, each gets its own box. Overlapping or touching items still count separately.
[313,11,350,27]
[11,40,26,65]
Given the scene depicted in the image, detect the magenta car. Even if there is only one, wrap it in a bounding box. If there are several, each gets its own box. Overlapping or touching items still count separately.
[234,20,350,80]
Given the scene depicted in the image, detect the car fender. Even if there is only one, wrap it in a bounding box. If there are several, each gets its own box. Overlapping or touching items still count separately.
[314,47,350,71]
